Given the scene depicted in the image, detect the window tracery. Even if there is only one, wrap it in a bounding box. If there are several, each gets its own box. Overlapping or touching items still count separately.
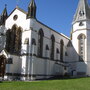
[38,29,44,57]
[78,34,86,61]
[5,24,22,55]
[50,35,55,60]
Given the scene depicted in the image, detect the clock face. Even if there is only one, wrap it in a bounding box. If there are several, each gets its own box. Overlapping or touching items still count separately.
[79,11,84,16]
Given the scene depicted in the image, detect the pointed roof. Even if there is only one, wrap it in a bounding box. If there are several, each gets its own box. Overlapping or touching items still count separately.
[0,5,8,25]
[1,4,8,17]
[28,0,36,8]
[27,0,37,18]
[73,0,90,23]
[67,40,72,47]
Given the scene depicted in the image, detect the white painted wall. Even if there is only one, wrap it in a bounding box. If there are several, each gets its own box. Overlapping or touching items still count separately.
[5,8,30,30]
[2,7,74,80]
[72,21,89,75]
[6,55,22,73]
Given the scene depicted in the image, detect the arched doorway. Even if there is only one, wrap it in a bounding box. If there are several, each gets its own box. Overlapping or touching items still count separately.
[0,55,6,78]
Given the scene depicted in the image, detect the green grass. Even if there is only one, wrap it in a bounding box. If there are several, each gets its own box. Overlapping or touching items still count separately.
[0,78,90,90]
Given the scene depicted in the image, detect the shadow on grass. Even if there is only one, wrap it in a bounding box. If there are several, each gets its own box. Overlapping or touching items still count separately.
[0,81,12,84]
[0,76,89,82]
[36,75,89,81]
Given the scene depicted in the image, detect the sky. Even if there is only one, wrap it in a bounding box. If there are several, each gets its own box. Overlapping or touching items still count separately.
[0,0,90,37]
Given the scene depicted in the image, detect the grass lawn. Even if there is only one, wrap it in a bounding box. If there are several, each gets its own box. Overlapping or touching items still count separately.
[0,78,90,90]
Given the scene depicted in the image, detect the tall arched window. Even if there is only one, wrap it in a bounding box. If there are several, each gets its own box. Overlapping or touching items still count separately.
[50,35,55,60]
[10,24,17,53]
[6,29,11,52]
[60,40,64,62]
[38,29,44,57]
[15,27,22,54]
[78,34,86,61]
[5,24,22,55]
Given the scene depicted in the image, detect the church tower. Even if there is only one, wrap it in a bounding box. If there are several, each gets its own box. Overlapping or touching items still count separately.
[72,0,90,76]
[27,0,36,18]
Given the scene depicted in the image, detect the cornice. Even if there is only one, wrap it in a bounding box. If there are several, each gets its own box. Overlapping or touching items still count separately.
[72,28,90,34]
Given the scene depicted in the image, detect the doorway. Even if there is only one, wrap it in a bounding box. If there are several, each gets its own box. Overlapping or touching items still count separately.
[0,55,6,78]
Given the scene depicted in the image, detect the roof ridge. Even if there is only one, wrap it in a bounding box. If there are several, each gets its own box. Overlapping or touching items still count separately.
[16,6,27,14]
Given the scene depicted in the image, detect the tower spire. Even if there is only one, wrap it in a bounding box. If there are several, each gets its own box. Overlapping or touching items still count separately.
[0,4,8,25]
[73,0,90,24]
[27,0,37,19]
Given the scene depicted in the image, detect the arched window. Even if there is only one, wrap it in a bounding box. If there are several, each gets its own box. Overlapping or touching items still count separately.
[56,48,59,60]
[10,24,17,53]
[31,38,36,55]
[46,45,49,51]
[45,44,49,58]
[5,25,22,55]
[15,27,22,54]
[6,29,11,52]
[38,29,44,57]
[32,38,36,45]
[78,34,86,61]
[60,40,64,62]
[50,35,55,60]
[24,38,29,44]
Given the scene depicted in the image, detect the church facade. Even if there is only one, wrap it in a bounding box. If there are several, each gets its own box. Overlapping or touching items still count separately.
[0,0,90,80]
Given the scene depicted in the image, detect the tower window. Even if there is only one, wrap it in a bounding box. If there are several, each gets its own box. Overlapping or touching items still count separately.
[79,11,84,16]
[79,22,84,26]
[78,34,86,61]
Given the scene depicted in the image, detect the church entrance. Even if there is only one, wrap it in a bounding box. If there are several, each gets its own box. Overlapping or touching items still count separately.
[0,55,6,78]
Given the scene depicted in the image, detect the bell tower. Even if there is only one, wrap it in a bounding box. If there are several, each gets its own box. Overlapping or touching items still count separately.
[72,0,90,76]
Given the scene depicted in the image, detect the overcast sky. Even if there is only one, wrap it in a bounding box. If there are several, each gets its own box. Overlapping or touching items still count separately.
[0,0,90,37]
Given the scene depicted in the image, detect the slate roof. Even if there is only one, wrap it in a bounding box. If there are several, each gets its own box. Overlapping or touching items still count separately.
[0,5,8,25]
[28,0,36,8]
[73,0,90,23]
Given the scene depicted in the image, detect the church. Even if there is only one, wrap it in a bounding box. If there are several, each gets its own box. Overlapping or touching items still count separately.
[0,0,90,81]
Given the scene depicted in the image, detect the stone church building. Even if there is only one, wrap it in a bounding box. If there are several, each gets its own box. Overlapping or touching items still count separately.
[0,0,90,80]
